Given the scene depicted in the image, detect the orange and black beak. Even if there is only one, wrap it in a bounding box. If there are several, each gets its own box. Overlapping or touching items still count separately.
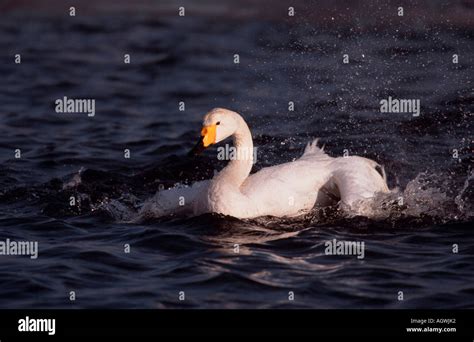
[188,124,217,156]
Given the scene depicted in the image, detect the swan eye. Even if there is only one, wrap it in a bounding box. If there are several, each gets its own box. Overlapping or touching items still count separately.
[216,121,221,125]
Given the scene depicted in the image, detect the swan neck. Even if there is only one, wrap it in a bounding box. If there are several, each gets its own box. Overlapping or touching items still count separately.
[217,118,253,188]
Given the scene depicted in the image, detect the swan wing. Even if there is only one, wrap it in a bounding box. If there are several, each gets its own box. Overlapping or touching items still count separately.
[241,159,334,216]
[328,156,389,208]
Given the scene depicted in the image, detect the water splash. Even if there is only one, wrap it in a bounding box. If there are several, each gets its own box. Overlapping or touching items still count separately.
[339,170,473,224]
[97,170,473,229]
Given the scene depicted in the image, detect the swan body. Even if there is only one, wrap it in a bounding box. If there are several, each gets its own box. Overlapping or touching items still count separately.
[141,108,390,219]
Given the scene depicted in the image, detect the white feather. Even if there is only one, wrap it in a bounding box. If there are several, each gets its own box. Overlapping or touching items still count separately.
[142,109,391,219]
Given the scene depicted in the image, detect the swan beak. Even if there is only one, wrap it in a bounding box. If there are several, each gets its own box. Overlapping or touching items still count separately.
[188,124,216,156]
[201,124,217,147]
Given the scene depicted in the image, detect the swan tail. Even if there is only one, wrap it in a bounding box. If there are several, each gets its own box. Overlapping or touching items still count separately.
[302,138,328,158]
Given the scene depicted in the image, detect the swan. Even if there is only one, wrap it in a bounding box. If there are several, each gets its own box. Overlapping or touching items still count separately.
[141,108,390,219]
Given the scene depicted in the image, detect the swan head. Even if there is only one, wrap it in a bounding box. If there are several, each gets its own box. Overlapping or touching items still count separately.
[188,108,240,155]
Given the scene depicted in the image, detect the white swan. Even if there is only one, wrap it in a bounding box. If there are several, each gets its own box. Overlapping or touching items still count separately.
[141,108,390,219]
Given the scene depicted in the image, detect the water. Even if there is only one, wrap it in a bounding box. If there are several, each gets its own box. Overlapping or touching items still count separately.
[0,6,473,308]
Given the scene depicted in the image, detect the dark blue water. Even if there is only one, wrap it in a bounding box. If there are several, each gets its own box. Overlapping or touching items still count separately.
[0,8,473,308]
